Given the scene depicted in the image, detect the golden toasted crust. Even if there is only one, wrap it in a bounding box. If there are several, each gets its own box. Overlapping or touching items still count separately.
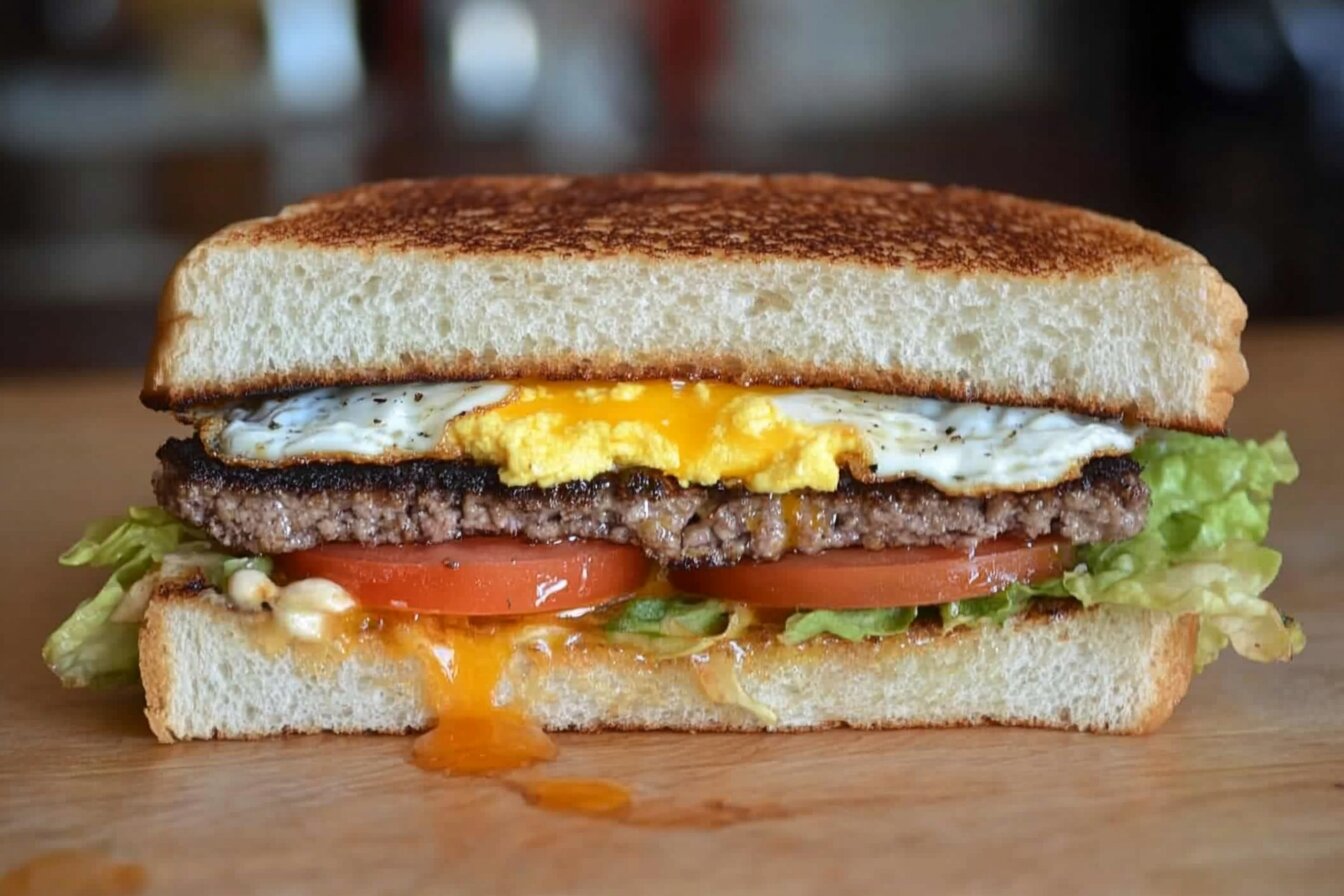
[1130,612,1200,735]
[1203,276,1251,426]
[141,174,1246,432]
[142,255,189,414]
[206,174,1190,274]
[139,591,174,743]
[142,575,215,742]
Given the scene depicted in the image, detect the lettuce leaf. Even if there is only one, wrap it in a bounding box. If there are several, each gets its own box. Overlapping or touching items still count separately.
[45,508,208,686]
[1063,539,1299,668]
[606,599,778,718]
[782,607,916,644]
[606,598,729,637]
[45,507,267,687]
[1057,431,1301,669]
[940,582,1045,631]
[604,597,756,657]
[1127,430,1296,552]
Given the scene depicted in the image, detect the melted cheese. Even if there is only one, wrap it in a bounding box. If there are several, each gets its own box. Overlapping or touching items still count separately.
[200,380,1140,495]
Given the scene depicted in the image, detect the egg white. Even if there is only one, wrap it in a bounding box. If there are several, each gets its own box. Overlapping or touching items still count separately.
[771,390,1139,492]
[205,382,513,462]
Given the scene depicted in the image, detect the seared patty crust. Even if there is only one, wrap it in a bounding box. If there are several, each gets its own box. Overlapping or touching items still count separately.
[155,438,1149,567]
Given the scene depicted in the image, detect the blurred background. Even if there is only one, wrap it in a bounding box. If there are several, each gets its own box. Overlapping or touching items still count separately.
[2,0,1341,369]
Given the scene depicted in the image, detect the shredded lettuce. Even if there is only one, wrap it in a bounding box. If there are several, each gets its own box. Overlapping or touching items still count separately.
[45,507,266,687]
[782,607,916,644]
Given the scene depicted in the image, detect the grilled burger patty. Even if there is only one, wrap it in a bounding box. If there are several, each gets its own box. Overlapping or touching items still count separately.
[155,438,1149,567]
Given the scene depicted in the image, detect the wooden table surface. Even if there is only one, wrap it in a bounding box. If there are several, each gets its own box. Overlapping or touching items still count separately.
[2,326,1341,896]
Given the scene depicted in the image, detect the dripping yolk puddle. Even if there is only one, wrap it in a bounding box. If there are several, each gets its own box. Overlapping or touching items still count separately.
[0,850,145,896]
[514,778,632,816]
[400,624,557,776]
[412,712,557,775]
[390,619,635,817]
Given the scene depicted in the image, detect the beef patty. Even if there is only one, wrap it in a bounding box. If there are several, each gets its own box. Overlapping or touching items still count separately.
[155,438,1149,567]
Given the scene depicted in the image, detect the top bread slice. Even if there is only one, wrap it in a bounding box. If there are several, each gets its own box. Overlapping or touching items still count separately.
[142,173,1247,432]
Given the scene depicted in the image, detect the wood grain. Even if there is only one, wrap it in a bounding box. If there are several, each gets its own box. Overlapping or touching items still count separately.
[1,326,1341,896]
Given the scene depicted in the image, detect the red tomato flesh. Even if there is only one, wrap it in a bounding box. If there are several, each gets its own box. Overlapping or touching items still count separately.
[274,537,1070,615]
[668,539,1072,609]
[274,538,651,616]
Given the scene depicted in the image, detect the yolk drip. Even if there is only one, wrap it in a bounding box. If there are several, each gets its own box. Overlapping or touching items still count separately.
[254,607,653,813]
[412,713,557,776]
[398,623,558,776]
[778,492,835,552]
[448,380,863,492]
[0,851,145,896]
[516,778,632,816]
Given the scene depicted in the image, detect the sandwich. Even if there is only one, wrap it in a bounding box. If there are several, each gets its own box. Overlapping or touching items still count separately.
[45,174,1301,762]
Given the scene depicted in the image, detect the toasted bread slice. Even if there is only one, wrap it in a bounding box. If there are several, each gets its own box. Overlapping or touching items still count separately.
[142,174,1246,432]
[140,592,1198,742]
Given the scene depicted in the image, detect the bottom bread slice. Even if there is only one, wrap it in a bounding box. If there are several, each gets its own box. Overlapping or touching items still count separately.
[140,595,1198,742]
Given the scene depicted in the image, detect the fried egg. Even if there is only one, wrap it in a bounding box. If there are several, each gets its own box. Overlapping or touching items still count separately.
[199,380,1140,495]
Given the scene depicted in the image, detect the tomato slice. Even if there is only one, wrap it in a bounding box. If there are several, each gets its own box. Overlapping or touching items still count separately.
[668,539,1072,609]
[274,538,651,616]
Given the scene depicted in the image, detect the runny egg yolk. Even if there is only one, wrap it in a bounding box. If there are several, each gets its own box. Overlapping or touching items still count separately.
[447,380,864,493]
[318,611,634,813]
[397,623,558,775]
